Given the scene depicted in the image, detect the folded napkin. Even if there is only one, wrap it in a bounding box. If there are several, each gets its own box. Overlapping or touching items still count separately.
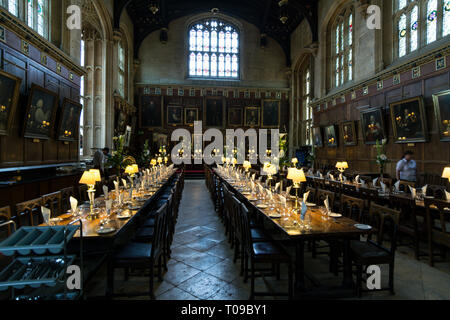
[119,193,124,205]
[361,180,367,188]
[267,189,273,200]
[422,185,428,195]
[114,180,119,193]
[122,179,127,189]
[373,178,378,187]
[301,202,308,220]
[279,195,287,206]
[103,185,109,199]
[41,206,51,223]
[446,190,450,201]
[355,175,360,184]
[251,181,255,192]
[303,191,310,204]
[394,181,400,192]
[329,174,335,181]
[274,183,280,193]
[258,176,263,182]
[409,185,416,198]
[70,196,78,213]
[324,196,330,214]
[308,169,313,175]
[105,199,112,213]
[319,173,324,179]
[380,181,387,193]
[343,175,348,182]
[286,186,292,196]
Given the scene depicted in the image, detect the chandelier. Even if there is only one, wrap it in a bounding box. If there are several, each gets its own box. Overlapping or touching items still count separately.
[149,1,159,15]
[278,0,289,24]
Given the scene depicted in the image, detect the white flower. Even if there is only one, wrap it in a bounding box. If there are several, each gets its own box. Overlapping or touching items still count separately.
[382,139,387,145]
[380,154,387,161]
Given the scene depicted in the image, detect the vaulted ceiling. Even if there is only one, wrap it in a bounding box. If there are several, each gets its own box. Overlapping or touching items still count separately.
[113,0,318,66]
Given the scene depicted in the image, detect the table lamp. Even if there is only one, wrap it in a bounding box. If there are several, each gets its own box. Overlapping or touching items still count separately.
[243,161,252,172]
[442,167,450,182]
[263,163,277,188]
[125,164,139,188]
[79,169,101,219]
[232,158,238,167]
[287,168,307,213]
[336,161,349,173]
[292,158,298,167]
[164,156,169,165]
[157,157,163,166]
[151,159,157,168]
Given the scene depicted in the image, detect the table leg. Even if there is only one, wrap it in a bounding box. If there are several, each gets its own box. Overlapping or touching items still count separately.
[295,239,305,294]
[342,239,354,289]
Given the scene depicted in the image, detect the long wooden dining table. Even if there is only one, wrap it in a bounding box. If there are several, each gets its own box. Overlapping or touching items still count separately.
[213,169,369,299]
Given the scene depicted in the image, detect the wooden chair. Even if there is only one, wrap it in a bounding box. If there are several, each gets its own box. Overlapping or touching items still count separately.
[342,183,359,198]
[389,195,423,260]
[42,191,62,217]
[351,203,400,297]
[15,198,43,227]
[240,202,293,300]
[397,180,416,193]
[340,195,365,223]
[359,187,380,211]
[107,202,168,299]
[0,206,14,239]
[316,189,335,209]
[424,198,450,267]
[305,186,317,203]
[60,187,75,212]
[78,184,89,203]
[425,185,446,200]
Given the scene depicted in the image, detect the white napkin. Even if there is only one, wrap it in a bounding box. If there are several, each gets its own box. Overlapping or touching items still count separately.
[70,196,78,213]
[275,183,280,193]
[41,206,51,223]
[122,178,127,189]
[251,181,255,192]
[422,185,428,195]
[308,169,313,175]
[105,199,112,213]
[343,175,348,182]
[103,185,109,199]
[114,180,119,192]
[409,185,416,198]
[361,180,367,188]
[303,191,310,204]
[380,181,387,193]
[355,175,360,184]
[445,190,450,201]
[394,181,400,192]
[286,186,292,196]
[324,197,330,213]
[279,195,287,206]
[319,173,324,179]
[329,174,335,181]
[119,193,124,205]
[373,178,378,187]
[267,189,273,200]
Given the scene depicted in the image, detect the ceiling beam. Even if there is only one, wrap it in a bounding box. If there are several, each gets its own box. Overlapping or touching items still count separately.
[113,0,131,29]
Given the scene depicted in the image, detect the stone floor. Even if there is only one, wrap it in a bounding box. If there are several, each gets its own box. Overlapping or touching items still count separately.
[86,180,450,300]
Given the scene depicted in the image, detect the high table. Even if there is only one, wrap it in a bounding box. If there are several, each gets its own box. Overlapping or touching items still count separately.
[213,169,368,299]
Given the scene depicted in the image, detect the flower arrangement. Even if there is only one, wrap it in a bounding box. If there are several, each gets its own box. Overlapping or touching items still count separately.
[137,139,151,167]
[278,133,289,169]
[375,139,388,177]
[107,135,135,175]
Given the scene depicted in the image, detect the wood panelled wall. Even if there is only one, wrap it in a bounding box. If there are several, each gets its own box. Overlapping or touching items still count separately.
[313,54,450,177]
[0,25,82,168]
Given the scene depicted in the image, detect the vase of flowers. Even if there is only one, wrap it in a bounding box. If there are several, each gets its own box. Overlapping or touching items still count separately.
[108,135,134,177]
[375,139,388,178]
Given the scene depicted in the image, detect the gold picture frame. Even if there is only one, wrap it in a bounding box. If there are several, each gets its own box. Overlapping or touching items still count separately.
[0,70,21,136]
[244,107,260,127]
[389,96,428,143]
[432,89,450,142]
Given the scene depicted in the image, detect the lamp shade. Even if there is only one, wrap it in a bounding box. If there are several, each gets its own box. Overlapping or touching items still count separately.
[157,157,163,163]
[263,163,277,176]
[292,158,298,164]
[243,161,251,170]
[442,167,450,180]
[287,168,306,183]
[341,161,349,169]
[125,164,139,175]
[151,159,157,166]
[79,169,101,186]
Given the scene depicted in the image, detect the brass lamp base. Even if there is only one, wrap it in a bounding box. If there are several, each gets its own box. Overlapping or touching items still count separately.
[87,188,98,220]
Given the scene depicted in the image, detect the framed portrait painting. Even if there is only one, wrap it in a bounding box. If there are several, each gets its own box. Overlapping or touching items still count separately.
[167,105,183,126]
[57,98,82,141]
[389,96,428,143]
[24,84,59,140]
[244,107,260,127]
[140,95,163,128]
[204,97,225,128]
[324,125,338,147]
[341,121,357,146]
[360,108,387,145]
[0,70,21,136]
[432,89,450,142]
[228,107,243,127]
[185,107,199,126]
[312,127,323,148]
[262,100,280,128]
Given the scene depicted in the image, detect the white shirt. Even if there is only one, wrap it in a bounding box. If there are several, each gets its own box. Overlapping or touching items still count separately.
[396,159,417,182]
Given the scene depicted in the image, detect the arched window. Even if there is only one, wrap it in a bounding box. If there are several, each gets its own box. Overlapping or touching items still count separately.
[188,19,240,79]
[27,0,49,38]
[118,40,125,97]
[7,0,18,16]
[331,5,354,88]
[303,69,313,146]
[394,0,450,59]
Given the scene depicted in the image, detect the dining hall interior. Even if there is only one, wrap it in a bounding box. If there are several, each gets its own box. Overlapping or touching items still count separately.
[0,0,449,302]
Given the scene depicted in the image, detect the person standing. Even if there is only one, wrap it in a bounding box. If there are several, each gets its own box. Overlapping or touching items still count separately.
[93,147,109,178]
[396,151,417,182]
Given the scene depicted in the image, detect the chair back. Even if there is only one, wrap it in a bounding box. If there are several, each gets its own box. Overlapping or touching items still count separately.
[342,183,358,197]
[15,198,43,227]
[340,195,364,222]
[151,202,168,259]
[359,187,379,208]
[398,180,416,193]
[43,191,62,217]
[389,195,418,232]
[317,189,335,209]
[305,186,317,203]
[368,203,400,254]
[239,202,253,254]
[231,195,243,241]
[60,187,74,212]
[424,198,450,247]
[425,185,446,200]
[0,206,14,239]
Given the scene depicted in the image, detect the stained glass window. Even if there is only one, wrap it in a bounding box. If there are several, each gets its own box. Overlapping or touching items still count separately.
[188,19,239,79]
[8,0,18,16]
[410,6,418,52]
[27,0,33,27]
[444,0,450,36]
[332,6,353,88]
[118,40,126,97]
[399,14,407,57]
[427,0,438,44]
[37,0,45,36]
[24,0,49,38]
